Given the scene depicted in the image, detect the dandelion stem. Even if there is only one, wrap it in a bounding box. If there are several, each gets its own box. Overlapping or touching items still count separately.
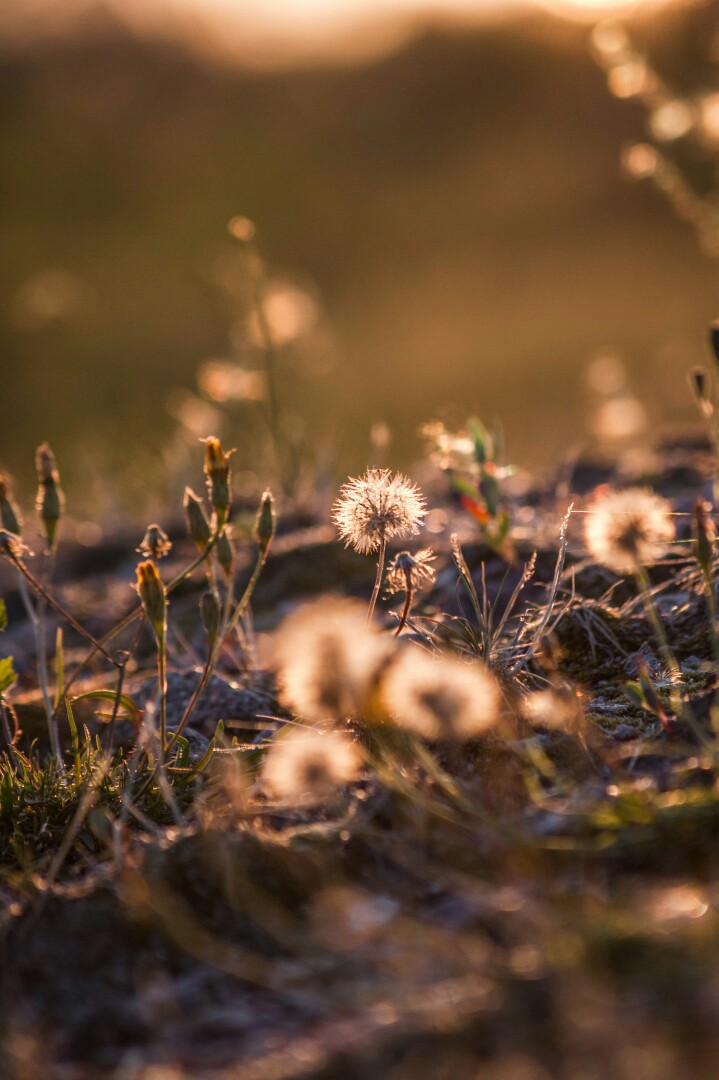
[367,535,387,624]
[394,568,414,637]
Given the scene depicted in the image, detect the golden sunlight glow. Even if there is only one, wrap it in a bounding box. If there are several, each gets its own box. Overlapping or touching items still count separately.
[3,0,691,64]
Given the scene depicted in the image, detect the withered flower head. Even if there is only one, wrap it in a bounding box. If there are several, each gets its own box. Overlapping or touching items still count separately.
[385,549,436,595]
[137,523,172,560]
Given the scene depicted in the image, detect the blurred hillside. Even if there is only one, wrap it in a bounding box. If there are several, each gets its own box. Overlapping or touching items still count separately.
[0,5,717,508]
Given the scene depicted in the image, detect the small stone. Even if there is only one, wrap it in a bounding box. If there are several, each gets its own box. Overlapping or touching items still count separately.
[610,723,641,742]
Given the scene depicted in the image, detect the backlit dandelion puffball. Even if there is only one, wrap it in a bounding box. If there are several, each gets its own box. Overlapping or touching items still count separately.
[332,469,426,554]
[584,488,674,574]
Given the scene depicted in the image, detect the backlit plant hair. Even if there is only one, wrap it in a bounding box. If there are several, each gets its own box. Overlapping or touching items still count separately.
[332,468,426,622]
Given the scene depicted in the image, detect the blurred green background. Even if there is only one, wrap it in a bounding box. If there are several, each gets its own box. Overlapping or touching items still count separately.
[1,1,717,514]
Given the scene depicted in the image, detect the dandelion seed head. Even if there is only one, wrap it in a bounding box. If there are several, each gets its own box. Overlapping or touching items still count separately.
[584,488,674,574]
[382,649,501,741]
[272,597,394,722]
[332,469,426,555]
[262,727,361,802]
[385,549,436,596]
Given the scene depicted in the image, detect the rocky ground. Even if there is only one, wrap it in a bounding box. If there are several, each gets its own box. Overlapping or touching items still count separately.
[2,440,719,1079]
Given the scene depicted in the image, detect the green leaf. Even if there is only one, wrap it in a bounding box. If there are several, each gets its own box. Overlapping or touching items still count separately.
[65,697,81,782]
[72,689,140,723]
[0,601,6,632]
[172,734,190,769]
[191,719,225,776]
[0,771,13,821]
[0,656,16,695]
[624,681,645,709]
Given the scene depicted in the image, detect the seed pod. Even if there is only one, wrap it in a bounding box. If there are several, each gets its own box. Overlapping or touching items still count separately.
[203,437,233,529]
[689,366,714,420]
[200,589,221,648]
[136,560,167,643]
[183,488,211,552]
[216,526,234,580]
[137,523,172,560]
[709,321,719,369]
[693,498,716,578]
[254,489,276,553]
[0,477,21,536]
[35,443,64,550]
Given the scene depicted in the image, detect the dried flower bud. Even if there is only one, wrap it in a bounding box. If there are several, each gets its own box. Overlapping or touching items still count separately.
[35,443,64,550]
[216,525,234,580]
[710,321,719,369]
[200,589,222,647]
[689,366,714,420]
[184,488,211,552]
[137,523,172,560]
[202,437,233,528]
[0,476,22,536]
[0,530,25,560]
[254,489,276,553]
[135,560,167,642]
[694,498,716,578]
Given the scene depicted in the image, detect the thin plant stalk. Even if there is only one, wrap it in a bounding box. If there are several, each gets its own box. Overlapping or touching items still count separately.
[15,568,62,761]
[52,527,224,718]
[223,545,269,640]
[633,564,711,748]
[367,536,387,625]
[395,580,414,637]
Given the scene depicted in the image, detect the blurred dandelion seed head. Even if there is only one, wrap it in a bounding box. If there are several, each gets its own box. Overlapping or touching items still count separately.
[382,650,501,741]
[272,597,394,722]
[522,690,578,731]
[332,469,426,555]
[584,488,675,573]
[262,727,361,801]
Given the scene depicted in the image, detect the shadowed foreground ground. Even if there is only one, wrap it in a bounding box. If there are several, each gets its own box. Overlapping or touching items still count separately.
[1,441,719,1078]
